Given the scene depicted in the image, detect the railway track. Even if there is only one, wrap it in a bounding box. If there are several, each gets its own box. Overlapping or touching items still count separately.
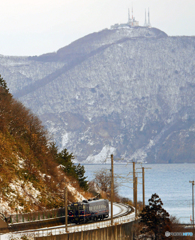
[108,202,133,219]
[5,202,134,235]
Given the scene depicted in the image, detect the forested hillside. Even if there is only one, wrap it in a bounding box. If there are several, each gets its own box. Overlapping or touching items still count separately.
[0,76,89,214]
[2,27,195,163]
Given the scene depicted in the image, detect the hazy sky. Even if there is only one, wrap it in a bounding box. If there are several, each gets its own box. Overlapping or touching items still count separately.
[1,0,195,56]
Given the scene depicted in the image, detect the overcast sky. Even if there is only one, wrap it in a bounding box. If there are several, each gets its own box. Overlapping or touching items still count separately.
[1,0,195,56]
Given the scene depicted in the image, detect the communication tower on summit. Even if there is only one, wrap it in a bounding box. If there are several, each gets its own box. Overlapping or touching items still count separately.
[144,8,151,27]
[144,9,147,26]
[111,8,153,29]
[110,8,139,29]
[129,7,139,27]
[128,8,131,25]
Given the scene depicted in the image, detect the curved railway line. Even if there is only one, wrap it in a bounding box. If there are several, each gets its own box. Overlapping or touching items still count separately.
[2,203,134,237]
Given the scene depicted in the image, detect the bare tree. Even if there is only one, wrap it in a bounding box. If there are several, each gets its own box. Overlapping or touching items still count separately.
[89,169,119,201]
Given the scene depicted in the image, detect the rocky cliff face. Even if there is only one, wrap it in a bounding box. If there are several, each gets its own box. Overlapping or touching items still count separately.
[1,27,195,163]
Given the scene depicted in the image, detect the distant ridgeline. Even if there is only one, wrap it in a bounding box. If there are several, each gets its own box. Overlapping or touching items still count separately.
[1,26,195,164]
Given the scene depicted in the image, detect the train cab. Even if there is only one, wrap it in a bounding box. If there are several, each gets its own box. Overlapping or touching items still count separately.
[68,202,89,223]
[68,199,109,224]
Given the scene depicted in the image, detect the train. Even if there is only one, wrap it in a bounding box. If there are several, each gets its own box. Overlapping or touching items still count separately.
[68,199,109,224]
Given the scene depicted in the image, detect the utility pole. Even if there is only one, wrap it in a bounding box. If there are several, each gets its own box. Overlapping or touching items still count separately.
[133,162,135,205]
[135,176,137,218]
[64,186,68,232]
[137,166,151,209]
[142,167,145,208]
[131,162,147,218]
[111,154,114,225]
[189,180,194,230]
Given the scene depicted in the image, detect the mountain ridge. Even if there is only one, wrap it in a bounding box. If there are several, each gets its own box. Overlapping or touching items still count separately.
[15,27,168,98]
[29,27,167,62]
[1,26,195,164]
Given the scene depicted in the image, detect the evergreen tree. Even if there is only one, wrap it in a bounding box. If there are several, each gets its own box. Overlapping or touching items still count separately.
[49,142,59,161]
[0,75,9,93]
[75,164,88,191]
[139,193,172,240]
[56,148,89,191]
[57,148,77,178]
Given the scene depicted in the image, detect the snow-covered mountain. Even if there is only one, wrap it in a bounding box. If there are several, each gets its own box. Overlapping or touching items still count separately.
[1,26,195,163]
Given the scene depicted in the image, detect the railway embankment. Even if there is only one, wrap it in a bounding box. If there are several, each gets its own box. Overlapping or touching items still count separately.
[1,203,136,239]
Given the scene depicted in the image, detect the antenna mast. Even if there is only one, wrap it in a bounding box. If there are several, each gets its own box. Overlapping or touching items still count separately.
[128,8,131,24]
[148,8,151,27]
[144,9,147,26]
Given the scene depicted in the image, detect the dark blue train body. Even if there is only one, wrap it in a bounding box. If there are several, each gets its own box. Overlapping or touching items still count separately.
[68,199,109,223]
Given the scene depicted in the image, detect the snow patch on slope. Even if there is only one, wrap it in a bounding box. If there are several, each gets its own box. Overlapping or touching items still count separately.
[9,180,40,201]
[84,145,116,163]
[67,184,85,202]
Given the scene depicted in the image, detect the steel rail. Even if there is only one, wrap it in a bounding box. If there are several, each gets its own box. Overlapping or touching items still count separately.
[6,203,134,235]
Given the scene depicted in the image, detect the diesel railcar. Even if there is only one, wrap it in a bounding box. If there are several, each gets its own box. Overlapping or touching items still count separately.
[68,199,109,223]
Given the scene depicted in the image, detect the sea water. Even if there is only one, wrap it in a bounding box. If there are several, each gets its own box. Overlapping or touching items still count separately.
[83,163,195,223]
